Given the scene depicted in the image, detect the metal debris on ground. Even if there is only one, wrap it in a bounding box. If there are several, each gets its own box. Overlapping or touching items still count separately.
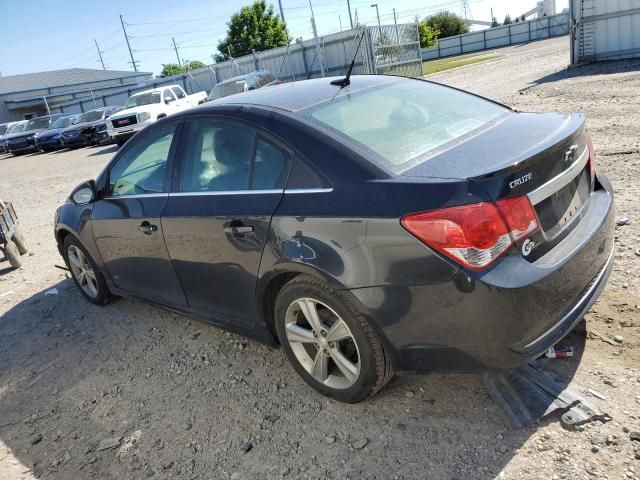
[586,389,606,400]
[485,363,612,428]
[44,288,59,296]
[616,217,631,226]
[89,437,122,453]
[545,345,574,358]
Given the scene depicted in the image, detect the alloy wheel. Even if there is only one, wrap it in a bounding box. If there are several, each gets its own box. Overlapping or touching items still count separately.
[67,245,98,299]
[284,297,361,389]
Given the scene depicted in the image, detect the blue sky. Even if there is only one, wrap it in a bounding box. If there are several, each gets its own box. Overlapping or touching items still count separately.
[0,0,568,77]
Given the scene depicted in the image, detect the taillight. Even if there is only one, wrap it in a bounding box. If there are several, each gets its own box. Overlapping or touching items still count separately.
[587,137,596,183]
[401,196,540,270]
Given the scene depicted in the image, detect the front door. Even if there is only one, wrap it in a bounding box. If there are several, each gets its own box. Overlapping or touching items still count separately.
[161,117,290,325]
[91,121,187,307]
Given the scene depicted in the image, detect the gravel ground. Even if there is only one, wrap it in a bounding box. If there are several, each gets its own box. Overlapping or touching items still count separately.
[1,36,639,480]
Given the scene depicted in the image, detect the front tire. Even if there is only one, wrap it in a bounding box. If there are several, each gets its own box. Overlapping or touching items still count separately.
[63,235,111,305]
[11,227,28,255]
[4,241,21,269]
[274,275,393,403]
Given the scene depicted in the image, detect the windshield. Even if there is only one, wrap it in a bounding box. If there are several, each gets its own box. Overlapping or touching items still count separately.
[77,110,104,123]
[207,81,245,101]
[304,79,509,170]
[25,117,51,130]
[9,123,27,133]
[126,92,161,108]
[50,116,75,129]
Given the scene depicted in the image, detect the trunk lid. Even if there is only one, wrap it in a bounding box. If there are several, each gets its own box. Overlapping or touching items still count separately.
[403,112,592,262]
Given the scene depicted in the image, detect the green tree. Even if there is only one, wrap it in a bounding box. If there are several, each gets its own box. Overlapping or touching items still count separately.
[184,60,206,71]
[521,14,526,21]
[491,16,499,28]
[215,1,288,62]
[418,20,439,48]
[503,14,512,25]
[159,63,184,77]
[423,11,469,39]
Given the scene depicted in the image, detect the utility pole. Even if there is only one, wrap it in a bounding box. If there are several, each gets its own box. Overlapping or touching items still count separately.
[339,15,342,31]
[120,14,138,72]
[393,8,399,42]
[310,16,325,77]
[94,39,106,70]
[278,0,285,22]
[42,96,50,115]
[371,3,380,26]
[346,0,353,28]
[172,37,182,67]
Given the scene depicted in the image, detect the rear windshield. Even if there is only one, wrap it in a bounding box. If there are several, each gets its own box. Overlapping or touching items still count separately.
[304,79,508,170]
[208,81,245,101]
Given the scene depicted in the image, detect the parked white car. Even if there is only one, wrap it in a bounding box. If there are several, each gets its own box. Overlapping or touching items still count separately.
[107,85,206,146]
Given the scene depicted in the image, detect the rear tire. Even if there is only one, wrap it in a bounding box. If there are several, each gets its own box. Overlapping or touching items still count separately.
[11,227,28,255]
[274,275,393,403]
[4,241,21,269]
[63,235,111,305]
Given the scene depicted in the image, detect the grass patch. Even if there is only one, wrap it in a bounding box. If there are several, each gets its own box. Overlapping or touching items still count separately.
[423,52,503,76]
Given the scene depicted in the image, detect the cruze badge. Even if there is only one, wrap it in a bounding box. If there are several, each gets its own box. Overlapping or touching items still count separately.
[564,144,578,164]
[509,172,533,189]
[522,238,538,256]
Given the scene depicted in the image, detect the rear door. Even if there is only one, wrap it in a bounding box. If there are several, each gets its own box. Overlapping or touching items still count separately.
[91,120,188,307]
[161,116,290,326]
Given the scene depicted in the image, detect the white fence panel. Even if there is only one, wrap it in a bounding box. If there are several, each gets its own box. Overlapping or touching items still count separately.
[421,13,570,61]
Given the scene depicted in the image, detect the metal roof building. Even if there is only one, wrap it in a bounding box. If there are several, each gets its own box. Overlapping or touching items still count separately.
[0,68,152,123]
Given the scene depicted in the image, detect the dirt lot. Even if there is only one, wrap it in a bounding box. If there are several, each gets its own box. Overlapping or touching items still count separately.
[1,36,639,479]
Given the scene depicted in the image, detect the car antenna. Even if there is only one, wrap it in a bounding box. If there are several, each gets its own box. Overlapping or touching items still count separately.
[330,29,366,89]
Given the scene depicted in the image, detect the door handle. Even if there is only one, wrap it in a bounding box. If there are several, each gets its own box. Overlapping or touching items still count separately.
[223,224,255,234]
[138,221,158,235]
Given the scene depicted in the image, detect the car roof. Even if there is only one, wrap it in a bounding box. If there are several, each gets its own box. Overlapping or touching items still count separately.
[215,70,273,86]
[206,74,403,112]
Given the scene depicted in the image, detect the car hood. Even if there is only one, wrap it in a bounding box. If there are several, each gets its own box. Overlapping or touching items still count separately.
[110,106,155,120]
[36,127,67,139]
[4,129,44,141]
[61,121,96,133]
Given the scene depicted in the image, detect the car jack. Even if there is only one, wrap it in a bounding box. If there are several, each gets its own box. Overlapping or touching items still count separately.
[484,362,612,428]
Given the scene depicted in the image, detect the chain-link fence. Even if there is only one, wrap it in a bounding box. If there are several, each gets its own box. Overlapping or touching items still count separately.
[51,24,423,114]
[367,24,423,77]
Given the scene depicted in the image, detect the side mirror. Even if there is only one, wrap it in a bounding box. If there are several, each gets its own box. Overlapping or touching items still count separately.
[164,96,175,104]
[71,180,97,205]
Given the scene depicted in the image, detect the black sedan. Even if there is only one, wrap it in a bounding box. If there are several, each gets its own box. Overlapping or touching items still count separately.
[6,114,66,155]
[60,106,122,148]
[55,75,614,403]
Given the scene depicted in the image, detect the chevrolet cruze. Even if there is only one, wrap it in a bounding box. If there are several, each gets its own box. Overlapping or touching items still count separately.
[55,75,615,403]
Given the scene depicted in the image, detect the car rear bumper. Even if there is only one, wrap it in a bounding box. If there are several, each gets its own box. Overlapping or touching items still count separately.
[349,172,615,373]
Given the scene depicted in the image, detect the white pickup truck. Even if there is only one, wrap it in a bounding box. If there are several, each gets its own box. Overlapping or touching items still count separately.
[107,84,206,146]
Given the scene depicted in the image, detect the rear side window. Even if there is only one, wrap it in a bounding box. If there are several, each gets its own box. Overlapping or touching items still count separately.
[252,138,288,189]
[180,120,254,192]
[304,79,508,171]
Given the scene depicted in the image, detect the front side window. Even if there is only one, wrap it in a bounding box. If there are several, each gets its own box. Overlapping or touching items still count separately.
[109,123,176,196]
[172,87,186,99]
[304,78,509,171]
[180,120,254,192]
[25,117,51,130]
